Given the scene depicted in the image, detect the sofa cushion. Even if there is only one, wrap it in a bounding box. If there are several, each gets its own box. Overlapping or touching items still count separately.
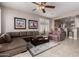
[0,45,27,57]
[33,31,39,36]
[9,32,20,38]
[0,38,27,52]
[27,31,33,36]
[20,32,27,37]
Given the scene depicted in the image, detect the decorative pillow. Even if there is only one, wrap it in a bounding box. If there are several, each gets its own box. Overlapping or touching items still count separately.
[0,34,6,44]
[4,34,12,43]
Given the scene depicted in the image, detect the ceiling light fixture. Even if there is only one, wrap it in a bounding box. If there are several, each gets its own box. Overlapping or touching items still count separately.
[39,5,45,10]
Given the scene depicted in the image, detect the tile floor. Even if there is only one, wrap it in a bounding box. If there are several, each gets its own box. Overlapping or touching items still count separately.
[14,39,79,57]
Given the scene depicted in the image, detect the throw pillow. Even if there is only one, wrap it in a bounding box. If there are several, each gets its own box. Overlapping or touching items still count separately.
[0,34,6,44]
[4,34,12,43]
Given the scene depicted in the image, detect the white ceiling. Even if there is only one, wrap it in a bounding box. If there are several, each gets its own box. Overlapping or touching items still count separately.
[1,2,79,18]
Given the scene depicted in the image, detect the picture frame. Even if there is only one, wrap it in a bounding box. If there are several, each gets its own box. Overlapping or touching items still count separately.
[14,17,26,29]
[28,20,38,29]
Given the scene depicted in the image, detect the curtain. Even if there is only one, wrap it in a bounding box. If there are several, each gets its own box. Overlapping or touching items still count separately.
[39,18,50,34]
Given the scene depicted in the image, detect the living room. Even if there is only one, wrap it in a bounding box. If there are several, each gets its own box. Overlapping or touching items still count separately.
[0,1,79,58]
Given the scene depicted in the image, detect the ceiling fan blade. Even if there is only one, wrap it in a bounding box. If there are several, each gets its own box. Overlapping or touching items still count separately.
[42,9,45,13]
[45,5,55,8]
[43,2,47,4]
[41,2,46,5]
[32,2,39,5]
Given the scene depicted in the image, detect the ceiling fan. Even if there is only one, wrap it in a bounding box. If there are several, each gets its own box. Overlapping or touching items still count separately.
[32,2,55,13]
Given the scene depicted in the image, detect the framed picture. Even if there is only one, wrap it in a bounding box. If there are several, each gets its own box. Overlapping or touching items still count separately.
[28,20,38,29]
[14,17,26,29]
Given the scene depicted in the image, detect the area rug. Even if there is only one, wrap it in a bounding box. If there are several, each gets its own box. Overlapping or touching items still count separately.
[28,41,60,56]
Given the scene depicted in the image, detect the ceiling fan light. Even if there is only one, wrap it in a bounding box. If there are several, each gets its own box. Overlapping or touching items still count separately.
[39,5,45,9]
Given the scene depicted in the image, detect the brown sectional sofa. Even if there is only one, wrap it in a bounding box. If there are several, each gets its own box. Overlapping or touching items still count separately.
[0,31,39,57]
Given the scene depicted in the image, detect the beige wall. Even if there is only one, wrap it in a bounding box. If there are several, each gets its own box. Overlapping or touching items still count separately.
[51,19,55,31]
[75,17,79,28]
[1,7,50,33]
[54,10,79,19]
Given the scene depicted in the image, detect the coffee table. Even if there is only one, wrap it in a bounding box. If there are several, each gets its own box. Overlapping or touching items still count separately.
[31,35,49,46]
